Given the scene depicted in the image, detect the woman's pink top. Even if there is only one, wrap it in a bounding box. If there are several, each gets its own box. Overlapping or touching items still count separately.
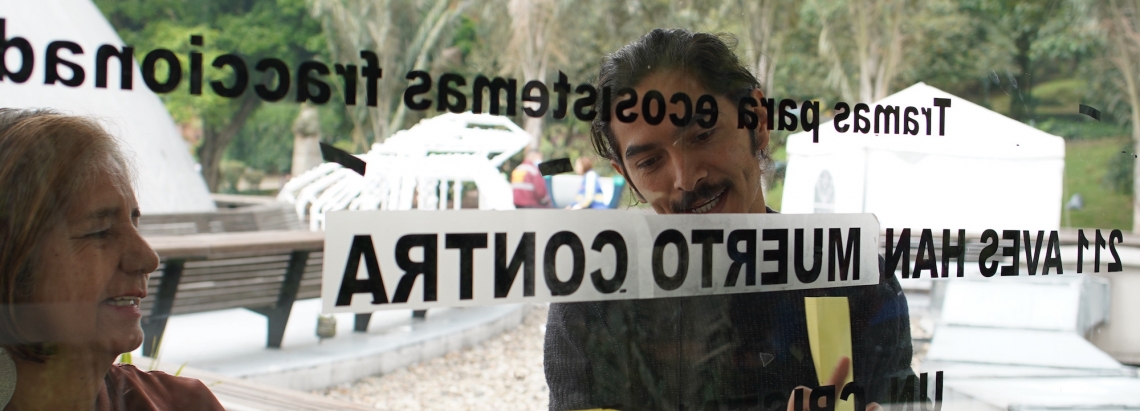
[95,364,224,410]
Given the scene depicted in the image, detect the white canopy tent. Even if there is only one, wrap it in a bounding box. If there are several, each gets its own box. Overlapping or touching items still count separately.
[782,83,1065,232]
[0,0,216,214]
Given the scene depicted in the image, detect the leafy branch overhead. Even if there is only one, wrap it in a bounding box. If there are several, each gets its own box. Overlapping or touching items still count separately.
[94,0,326,191]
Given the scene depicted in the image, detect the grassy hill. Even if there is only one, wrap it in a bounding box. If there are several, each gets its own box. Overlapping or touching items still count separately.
[1064,137,1133,230]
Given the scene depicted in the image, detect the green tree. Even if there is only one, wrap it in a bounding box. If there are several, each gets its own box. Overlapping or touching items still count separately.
[959,0,1088,121]
[1095,0,1140,231]
[95,0,325,191]
[310,0,477,148]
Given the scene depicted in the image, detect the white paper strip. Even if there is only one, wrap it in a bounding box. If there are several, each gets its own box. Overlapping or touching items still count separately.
[322,210,880,313]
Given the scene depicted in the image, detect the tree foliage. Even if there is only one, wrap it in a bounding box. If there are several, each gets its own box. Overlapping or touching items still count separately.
[94,0,326,191]
[96,0,1135,228]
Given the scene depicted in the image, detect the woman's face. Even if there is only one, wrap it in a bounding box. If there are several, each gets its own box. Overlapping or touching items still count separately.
[21,164,159,354]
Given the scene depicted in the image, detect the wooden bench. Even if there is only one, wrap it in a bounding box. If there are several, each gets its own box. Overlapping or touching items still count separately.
[120,356,374,411]
[141,230,325,356]
[139,197,305,236]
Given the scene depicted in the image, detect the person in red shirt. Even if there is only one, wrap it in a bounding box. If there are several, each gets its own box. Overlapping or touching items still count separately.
[511,150,552,208]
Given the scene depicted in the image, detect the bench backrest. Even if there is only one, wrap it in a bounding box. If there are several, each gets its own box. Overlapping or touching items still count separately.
[139,203,304,236]
[142,231,324,318]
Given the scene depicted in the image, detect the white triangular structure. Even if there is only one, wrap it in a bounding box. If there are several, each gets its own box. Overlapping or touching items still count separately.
[783,82,1064,232]
[278,112,529,231]
[0,0,215,214]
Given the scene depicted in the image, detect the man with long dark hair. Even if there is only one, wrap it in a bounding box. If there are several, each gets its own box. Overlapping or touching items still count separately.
[543,29,916,411]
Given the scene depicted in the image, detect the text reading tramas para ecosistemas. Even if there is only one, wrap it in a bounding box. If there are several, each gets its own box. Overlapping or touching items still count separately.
[0,27,953,142]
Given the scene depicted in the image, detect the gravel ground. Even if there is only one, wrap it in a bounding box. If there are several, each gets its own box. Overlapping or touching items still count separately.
[315,302,931,410]
[314,304,550,411]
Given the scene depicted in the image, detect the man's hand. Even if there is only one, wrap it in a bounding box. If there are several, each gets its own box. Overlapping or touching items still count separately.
[786,357,881,411]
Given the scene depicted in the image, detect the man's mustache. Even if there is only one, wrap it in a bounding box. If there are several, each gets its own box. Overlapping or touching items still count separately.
[671,180,732,212]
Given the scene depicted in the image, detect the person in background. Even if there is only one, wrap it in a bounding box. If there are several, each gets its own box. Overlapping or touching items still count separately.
[511,150,552,208]
[569,156,607,209]
[0,108,224,410]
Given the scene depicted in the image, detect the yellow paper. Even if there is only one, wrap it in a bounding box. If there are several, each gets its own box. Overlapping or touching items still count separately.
[805,297,854,411]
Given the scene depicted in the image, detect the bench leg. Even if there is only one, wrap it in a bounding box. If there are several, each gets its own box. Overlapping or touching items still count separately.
[354,310,425,331]
[142,259,184,357]
[261,251,309,348]
[354,313,371,332]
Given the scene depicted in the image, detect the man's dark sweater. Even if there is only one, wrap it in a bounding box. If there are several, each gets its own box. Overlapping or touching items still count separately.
[543,210,916,410]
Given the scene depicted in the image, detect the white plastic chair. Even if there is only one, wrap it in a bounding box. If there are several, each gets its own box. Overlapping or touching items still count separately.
[277,113,529,231]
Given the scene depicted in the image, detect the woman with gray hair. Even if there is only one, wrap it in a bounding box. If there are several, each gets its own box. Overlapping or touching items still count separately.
[0,109,223,410]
